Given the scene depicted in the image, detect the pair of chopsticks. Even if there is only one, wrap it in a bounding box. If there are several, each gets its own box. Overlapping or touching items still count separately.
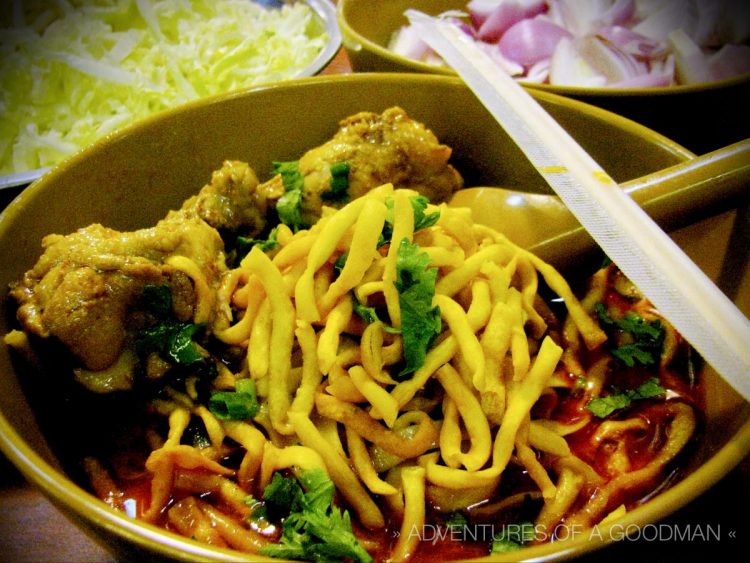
[407,11,750,401]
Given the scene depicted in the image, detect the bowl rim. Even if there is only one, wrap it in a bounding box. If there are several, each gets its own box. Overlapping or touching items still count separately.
[1,72,748,562]
[0,0,342,191]
[336,0,750,97]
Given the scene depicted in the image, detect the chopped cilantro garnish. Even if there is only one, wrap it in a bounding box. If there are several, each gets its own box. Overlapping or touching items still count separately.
[491,521,535,553]
[410,194,441,231]
[135,320,204,365]
[353,299,380,324]
[333,252,348,279]
[595,303,665,367]
[586,377,667,418]
[208,379,259,420]
[395,238,441,377]
[445,512,468,531]
[273,160,307,231]
[352,297,402,334]
[165,322,205,365]
[259,469,372,563]
[236,227,279,259]
[135,285,204,366]
[322,161,350,202]
[379,194,441,246]
[273,160,304,191]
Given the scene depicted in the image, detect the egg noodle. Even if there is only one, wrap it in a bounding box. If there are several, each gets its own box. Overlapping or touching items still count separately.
[69,183,699,560]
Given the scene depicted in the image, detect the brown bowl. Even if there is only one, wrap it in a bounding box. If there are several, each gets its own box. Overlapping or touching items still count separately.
[337,0,750,154]
[0,74,748,561]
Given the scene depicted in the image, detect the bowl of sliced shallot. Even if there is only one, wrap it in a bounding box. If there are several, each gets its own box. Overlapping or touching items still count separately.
[337,0,750,153]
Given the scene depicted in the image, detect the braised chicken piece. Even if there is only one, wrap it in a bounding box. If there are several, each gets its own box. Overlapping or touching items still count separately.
[9,213,226,373]
[297,106,463,219]
[184,108,464,236]
[8,159,277,377]
[180,160,283,233]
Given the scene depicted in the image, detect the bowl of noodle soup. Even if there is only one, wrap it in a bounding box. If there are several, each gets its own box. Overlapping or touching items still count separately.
[0,74,748,562]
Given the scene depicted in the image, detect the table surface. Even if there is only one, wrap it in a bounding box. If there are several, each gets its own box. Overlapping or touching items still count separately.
[2,47,749,563]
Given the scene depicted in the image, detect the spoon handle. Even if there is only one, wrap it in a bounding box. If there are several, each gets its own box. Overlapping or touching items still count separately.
[452,140,750,256]
[625,139,750,230]
[534,139,750,261]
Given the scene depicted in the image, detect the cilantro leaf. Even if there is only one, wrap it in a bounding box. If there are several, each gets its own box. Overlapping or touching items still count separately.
[208,379,259,420]
[353,299,380,324]
[379,195,441,246]
[410,194,441,231]
[322,161,350,202]
[167,323,204,365]
[612,343,657,367]
[586,377,667,418]
[135,285,207,367]
[445,512,468,531]
[395,238,441,377]
[273,161,307,231]
[298,468,335,513]
[631,377,667,400]
[491,521,535,554]
[263,472,306,520]
[595,304,665,367]
[273,160,304,192]
[236,227,279,260]
[352,297,401,334]
[333,252,348,279]
[585,393,633,418]
[259,469,372,563]
[277,188,305,231]
[135,319,204,366]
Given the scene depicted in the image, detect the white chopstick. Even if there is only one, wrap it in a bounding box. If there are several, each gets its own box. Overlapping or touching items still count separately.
[406,10,750,401]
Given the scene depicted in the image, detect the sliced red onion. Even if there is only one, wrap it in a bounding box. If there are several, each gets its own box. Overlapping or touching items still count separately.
[597,25,669,59]
[691,0,724,47]
[389,25,433,62]
[648,53,675,80]
[609,61,673,87]
[467,0,503,27]
[597,0,635,27]
[392,1,749,87]
[478,41,526,75]
[443,15,478,39]
[577,35,648,83]
[632,0,698,42]
[549,36,608,86]
[668,28,713,84]
[472,0,546,42]
[708,43,750,80]
[498,16,573,66]
[525,58,551,82]
[555,0,635,37]
[672,38,750,84]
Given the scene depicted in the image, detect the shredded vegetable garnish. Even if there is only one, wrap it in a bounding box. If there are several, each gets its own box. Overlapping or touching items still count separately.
[0,0,329,174]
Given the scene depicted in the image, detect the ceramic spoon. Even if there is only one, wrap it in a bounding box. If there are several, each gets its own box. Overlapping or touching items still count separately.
[450,139,750,265]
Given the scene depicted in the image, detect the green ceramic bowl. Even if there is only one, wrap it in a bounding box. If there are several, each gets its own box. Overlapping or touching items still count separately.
[337,0,750,154]
[0,74,748,562]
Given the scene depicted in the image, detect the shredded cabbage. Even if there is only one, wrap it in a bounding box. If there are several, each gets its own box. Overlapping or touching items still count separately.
[0,0,329,175]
